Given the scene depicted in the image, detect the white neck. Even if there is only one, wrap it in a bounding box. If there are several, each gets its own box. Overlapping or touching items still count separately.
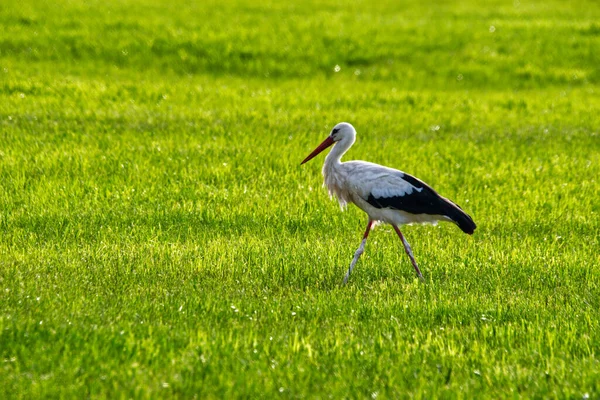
[321,135,355,208]
[324,136,355,168]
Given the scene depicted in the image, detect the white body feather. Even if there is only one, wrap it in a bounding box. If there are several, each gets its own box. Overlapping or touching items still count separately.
[322,130,450,226]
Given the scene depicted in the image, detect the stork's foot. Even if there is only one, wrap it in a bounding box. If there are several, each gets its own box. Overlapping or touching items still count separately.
[343,220,374,285]
[343,271,351,285]
[408,253,425,281]
[392,224,425,281]
[343,244,364,284]
[415,268,425,281]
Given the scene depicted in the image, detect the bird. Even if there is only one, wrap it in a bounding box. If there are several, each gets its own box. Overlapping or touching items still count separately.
[301,122,476,283]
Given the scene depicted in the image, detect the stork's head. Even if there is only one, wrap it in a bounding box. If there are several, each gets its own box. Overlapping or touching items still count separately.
[301,122,356,165]
[329,122,356,142]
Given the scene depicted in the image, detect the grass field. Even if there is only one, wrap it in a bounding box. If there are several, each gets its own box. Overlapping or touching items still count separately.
[1,0,600,398]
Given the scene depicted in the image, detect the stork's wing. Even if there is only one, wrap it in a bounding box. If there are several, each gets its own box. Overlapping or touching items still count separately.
[372,177,445,215]
[343,161,476,233]
[343,161,447,215]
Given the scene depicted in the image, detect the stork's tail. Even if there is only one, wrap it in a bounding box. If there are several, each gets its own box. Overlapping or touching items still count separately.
[442,199,476,234]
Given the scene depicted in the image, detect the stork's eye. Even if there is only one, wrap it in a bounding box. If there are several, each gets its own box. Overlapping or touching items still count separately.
[332,128,340,134]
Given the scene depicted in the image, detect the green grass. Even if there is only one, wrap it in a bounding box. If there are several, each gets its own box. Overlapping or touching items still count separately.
[1,0,600,398]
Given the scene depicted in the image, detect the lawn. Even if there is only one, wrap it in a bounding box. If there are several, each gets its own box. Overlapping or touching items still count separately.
[1,0,599,398]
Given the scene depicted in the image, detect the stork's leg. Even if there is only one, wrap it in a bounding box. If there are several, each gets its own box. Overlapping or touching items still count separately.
[343,220,374,284]
[392,224,424,280]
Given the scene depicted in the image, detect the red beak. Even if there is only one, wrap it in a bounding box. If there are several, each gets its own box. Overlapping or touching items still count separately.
[301,136,335,165]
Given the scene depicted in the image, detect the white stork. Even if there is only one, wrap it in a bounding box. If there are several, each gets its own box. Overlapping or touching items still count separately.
[301,122,476,283]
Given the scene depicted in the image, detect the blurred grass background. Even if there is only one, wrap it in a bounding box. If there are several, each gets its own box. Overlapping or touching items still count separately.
[2,0,599,86]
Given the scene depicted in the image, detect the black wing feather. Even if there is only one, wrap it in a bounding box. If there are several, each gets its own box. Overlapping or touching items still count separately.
[366,172,477,234]
[366,172,445,214]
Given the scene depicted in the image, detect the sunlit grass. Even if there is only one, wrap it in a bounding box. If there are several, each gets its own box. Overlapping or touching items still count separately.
[1,0,599,398]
